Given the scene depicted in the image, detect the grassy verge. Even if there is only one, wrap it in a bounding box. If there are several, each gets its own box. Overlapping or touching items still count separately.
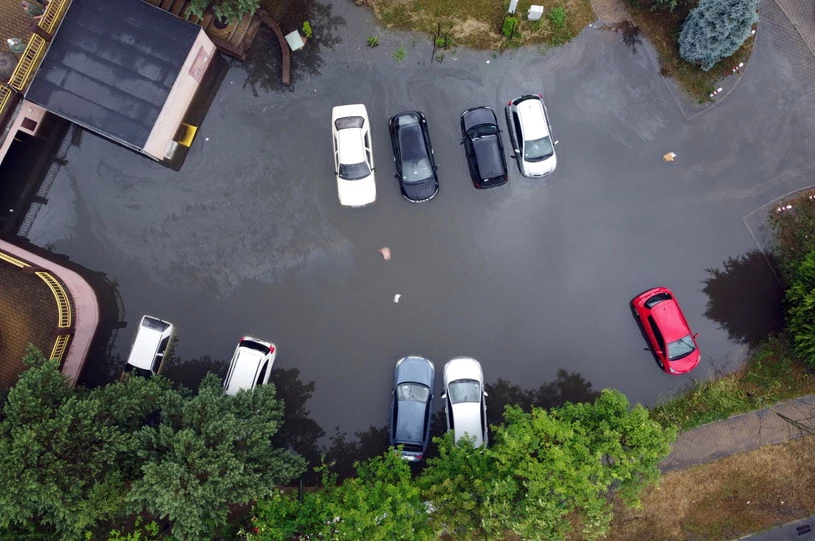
[650,336,815,432]
[604,433,815,540]
[625,0,755,101]
[362,0,595,50]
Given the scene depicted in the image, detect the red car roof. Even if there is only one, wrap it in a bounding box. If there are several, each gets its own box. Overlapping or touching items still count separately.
[651,298,691,342]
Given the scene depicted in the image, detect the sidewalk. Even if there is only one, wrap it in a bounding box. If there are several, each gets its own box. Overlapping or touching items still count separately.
[661,394,815,472]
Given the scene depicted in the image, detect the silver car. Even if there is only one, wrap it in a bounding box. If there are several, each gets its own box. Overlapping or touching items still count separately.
[442,357,488,447]
[505,94,557,178]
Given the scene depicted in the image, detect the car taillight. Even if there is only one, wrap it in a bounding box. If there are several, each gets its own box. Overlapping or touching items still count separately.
[269,345,275,353]
[507,100,512,105]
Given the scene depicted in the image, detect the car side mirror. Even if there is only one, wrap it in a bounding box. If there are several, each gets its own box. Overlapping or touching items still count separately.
[514,149,520,153]
[483,391,488,397]
[441,393,446,399]
[693,332,699,339]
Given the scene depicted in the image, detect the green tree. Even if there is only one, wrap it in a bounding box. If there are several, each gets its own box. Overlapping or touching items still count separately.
[418,433,495,538]
[785,249,815,367]
[250,452,434,541]
[678,0,758,70]
[186,0,260,24]
[126,374,305,540]
[0,350,305,540]
[483,389,676,540]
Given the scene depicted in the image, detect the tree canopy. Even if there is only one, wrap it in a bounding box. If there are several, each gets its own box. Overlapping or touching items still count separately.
[679,0,758,71]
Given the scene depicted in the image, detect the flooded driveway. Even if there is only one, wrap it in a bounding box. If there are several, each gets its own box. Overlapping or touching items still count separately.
[25,0,812,441]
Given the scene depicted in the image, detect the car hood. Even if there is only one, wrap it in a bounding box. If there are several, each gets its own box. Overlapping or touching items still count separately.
[403,177,438,202]
[451,402,484,447]
[472,136,505,179]
[668,349,701,374]
[395,356,434,386]
[523,153,557,177]
[338,175,376,207]
[395,400,428,444]
[462,108,496,131]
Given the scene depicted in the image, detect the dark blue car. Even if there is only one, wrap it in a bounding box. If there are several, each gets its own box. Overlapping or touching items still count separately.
[389,356,435,462]
[388,111,439,203]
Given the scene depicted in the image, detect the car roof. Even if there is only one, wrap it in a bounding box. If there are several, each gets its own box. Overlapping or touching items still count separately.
[337,128,365,165]
[516,98,550,139]
[472,137,504,178]
[651,298,691,342]
[398,122,428,161]
[126,316,171,371]
[451,402,484,446]
[395,400,427,444]
[226,346,266,393]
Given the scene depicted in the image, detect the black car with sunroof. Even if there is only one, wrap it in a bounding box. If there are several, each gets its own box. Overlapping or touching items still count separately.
[388,111,439,203]
[460,106,508,189]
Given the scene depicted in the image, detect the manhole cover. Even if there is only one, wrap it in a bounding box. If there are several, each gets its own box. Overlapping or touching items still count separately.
[0,52,16,80]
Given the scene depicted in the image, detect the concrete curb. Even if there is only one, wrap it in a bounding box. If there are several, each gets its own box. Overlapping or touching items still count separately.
[0,239,98,386]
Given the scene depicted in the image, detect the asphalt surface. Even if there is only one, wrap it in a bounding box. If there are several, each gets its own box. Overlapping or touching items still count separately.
[24,0,814,441]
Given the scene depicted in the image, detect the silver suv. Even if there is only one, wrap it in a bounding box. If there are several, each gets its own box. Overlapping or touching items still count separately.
[223,336,276,395]
[505,94,557,178]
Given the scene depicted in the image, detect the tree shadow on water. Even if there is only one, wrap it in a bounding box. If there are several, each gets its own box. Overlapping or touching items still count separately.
[240,2,346,95]
[702,250,784,346]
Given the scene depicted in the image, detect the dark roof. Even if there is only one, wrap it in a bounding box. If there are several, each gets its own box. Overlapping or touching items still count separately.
[26,0,200,149]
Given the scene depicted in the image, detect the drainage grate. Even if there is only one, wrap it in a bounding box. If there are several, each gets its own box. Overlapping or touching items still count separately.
[798,524,812,536]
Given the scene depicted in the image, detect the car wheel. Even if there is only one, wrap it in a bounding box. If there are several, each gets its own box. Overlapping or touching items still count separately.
[657,357,664,369]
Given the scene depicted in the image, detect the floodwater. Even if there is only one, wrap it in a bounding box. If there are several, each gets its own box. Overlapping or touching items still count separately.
[24,0,814,453]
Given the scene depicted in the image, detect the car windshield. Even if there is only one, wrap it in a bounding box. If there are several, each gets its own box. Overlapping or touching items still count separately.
[397,382,430,403]
[468,124,497,139]
[448,380,481,404]
[668,334,696,360]
[524,136,554,161]
[338,161,371,180]
[334,116,364,130]
[402,158,434,183]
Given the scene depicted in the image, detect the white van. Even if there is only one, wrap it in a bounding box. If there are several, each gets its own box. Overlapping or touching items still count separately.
[122,315,174,378]
[223,336,276,395]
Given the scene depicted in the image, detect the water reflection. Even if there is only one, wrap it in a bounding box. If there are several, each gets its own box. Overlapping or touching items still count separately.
[240,1,346,94]
[270,368,325,470]
[323,424,390,480]
[702,251,784,346]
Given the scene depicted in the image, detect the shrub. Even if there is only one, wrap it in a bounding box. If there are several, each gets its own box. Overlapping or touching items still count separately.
[393,47,406,61]
[502,16,520,38]
[786,249,815,367]
[548,6,567,28]
[367,36,379,47]
[679,0,758,71]
[302,21,313,39]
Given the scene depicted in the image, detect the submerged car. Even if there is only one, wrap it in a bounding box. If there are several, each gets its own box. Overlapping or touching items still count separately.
[122,315,174,378]
[505,94,557,178]
[223,336,277,395]
[331,104,376,207]
[389,356,435,462]
[442,357,488,447]
[460,106,508,189]
[631,287,701,375]
[388,111,439,203]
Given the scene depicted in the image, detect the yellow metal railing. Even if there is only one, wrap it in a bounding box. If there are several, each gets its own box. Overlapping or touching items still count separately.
[0,86,13,122]
[8,34,47,92]
[0,250,28,268]
[35,271,72,329]
[38,0,70,35]
[50,334,71,361]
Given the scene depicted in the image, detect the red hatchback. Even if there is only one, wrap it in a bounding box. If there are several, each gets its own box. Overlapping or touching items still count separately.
[631,287,700,375]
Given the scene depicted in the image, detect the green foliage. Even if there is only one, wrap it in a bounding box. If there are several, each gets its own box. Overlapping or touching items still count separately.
[0,352,304,540]
[502,16,520,39]
[186,0,260,24]
[650,337,813,430]
[679,0,758,71]
[650,0,677,11]
[548,6,567,28]
[786,250,815,367]
[302,21,313,39]
[483,390,676,539]
[393,47,406,61]
[250,453,433,540]
[769,192,815,284]
[95,517,160,541]
[419,433,495,538]
[367,36,379,47]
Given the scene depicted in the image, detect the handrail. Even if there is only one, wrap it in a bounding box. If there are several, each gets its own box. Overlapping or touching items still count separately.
[50,334,71,361]
[38,0,70,35]
[35,271,72,329]
[8,34,47,92]
[0,250,28,268]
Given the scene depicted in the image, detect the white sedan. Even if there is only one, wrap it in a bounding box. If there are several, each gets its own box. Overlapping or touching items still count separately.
[442,357,488,447]
[331,104,376,207]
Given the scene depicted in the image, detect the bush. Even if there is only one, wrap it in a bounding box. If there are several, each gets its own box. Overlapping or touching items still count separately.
[769,191,815,283]
[393,47,406,61]
[367,36,379,47]
[302,21,313,39]
[548,6,567,28]
[679,0,758,71]
[502,16,520,38]
[786,250,815,367]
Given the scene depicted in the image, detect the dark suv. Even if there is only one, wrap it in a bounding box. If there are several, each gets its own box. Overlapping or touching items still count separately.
[460,106,508,189]
[389,356,435,462]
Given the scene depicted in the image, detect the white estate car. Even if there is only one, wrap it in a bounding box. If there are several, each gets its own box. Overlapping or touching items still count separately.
[505,94,557,178]
[331,104,376,207]
[442,357,488,447]
[223,336,276,395]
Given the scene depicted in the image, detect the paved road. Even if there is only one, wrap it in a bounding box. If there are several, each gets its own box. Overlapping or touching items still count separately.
[23,0,813,439]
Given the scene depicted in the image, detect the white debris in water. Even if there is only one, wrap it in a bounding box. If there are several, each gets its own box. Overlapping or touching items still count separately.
[379,247,391,260]
[394,294,401,303]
